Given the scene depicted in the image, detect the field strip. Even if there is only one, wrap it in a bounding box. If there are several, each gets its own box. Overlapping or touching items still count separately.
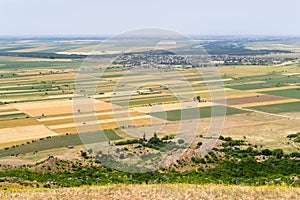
[18,58,72,62]
[0,110,23,116]
[0,125,59,144]
[8,46,54,53]
[0,56,72,62]
[103,94,174,103]
[192,78,233,84]
[245,85,300,93]
[47,115,152,129]
[45,94,74,99]
[0,89,39,94]
[132,102,212,113]
[56,50,121,55]
[234,99,300,108]
[283,72,300,76]
[106,75,158,82]
[225,94,262,99]
[52,117,154,133]
[0,84,37,90]
[12,99,101,117]
[0,79,37,84]
[12,100,69,109]
[168,88,232,96]
[224,102,300,120]
[1,92,69,99]
[94,92,165,100]
[224,81,266,86]
[38,109,136,122]
[29,73,78,81]
[0,105,14,111]
[235,106,300,120]
[126,79,187,86]
[58,45,99,53]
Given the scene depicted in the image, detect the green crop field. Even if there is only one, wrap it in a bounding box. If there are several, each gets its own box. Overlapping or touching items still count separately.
[150,105,248,121]
[0,130,122,158]
[262,88,300,99]
[0,113,25,120]
[247,101,300,113]
[225,74,300,90]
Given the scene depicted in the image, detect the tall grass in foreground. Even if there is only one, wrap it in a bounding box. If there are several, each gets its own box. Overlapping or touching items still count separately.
[1,184,300,200]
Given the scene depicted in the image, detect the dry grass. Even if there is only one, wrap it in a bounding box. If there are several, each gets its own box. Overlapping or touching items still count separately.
[221,112,300,151]
[1,184,299,200]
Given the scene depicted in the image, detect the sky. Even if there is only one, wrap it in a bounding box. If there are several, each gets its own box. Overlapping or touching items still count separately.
[0,0,299,36]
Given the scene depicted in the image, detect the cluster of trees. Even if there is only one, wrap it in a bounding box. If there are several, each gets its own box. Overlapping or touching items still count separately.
[204,41,291,56]
[287,133,300,143]
[114,133,184,150]
[1,151,299,188]
[1,133,299,188]
[217,136,299,159]
[0,52,86,59]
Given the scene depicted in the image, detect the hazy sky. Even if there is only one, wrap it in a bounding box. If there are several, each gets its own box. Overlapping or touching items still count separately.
[0,0,299,36]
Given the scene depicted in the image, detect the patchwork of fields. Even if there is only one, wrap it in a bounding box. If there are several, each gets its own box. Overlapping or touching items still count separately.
[0,40,300,159]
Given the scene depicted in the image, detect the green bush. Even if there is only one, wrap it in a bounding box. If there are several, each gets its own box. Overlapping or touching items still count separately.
[287,133,300,138]
[272,149,284,159]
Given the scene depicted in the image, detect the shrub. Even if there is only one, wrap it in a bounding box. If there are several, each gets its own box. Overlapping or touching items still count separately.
[119,154,125,159]
[294,138,300,143]
[196,142,203,148]
[272,149,284,159]
[261,149,272,156]
[290,152,300,158]
[81,151,88,159]
[178,139,185,144]
[287,133,300,138]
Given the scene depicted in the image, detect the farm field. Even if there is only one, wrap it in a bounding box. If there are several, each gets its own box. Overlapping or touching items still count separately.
[0,130,122,158]
[247,101,300,114]
[150,105,247,121]
[261,88,300,99]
